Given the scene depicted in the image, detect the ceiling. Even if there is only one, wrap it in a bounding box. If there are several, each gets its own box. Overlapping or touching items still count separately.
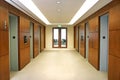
[33,0,85,23]
[5,0,112,25]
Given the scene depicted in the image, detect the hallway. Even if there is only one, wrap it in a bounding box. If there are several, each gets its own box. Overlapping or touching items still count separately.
[10,50,107,80]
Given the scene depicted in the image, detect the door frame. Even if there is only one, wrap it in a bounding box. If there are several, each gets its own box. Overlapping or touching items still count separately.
[52,27,67,48]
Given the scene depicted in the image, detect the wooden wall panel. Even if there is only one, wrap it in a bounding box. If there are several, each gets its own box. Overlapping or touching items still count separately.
[19,32,25,49]
[33,23,39,58]
[19,16,30,70]
[89,17,98,32]
[109,3,120,58]
[20,17,30,33]
[74,26,79,51]
[92,33,99,49]
[88,17,99,70]
[0,30,9,56]
[89,48,99,69]
[109,55,120,80]
[19,47,30,69]
[109,31,120,58]
[0,7,9,56]
[0,55,9,80]
[79,23,85,57]
[40,26,45,51]
[109,3,120,30]
[88,32,99,70]
[108,2,120,80]
[19,17,25,32]
[76,26,79,51]
[0,6,9,80]
[89,33,99,49]
[24,19,30,33]
[74,27,76,48]
[0,7,8,31]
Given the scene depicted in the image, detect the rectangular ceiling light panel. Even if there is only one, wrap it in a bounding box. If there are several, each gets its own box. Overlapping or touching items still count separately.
[18,0,50,25]
[69,0,99,25]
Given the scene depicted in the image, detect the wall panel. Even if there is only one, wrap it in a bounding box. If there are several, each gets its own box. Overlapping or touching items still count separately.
[108,2,120,80]
[0,55,9,80]
[74,26,79,51]
[89,48,99,69]
[109,3,120,30]
[0,30,9,56]
[88,17,99,70]
[74,26,76,48]
[89,17,98,32]
[0,6,8,31]
[19,32,25,49]
[33,23,39,58]
[40,26,45,51]
[19,16,30,70]
[0,6,9,80]
[19,47,30,69]
[109,31,120,58]
[109,55,120,80]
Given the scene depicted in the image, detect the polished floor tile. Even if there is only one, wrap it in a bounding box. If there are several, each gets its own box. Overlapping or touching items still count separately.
[10,50,107,80]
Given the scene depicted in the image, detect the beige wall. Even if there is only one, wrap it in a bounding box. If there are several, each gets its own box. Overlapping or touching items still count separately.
[45,25,74,50]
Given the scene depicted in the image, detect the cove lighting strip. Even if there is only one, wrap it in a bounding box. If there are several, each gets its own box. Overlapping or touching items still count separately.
[18,0,51,25]
[69,0,99,25]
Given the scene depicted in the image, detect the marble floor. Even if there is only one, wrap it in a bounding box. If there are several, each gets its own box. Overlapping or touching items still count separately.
[10,50,107,80]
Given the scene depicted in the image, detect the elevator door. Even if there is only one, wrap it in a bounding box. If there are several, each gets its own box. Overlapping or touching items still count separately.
[100,14,108,71]
[9,14,19,71]
[53,27,67,48]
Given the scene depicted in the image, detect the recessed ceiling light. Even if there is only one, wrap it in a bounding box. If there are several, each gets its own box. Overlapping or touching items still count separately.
[56,1,61,4]
[57,9,61,12]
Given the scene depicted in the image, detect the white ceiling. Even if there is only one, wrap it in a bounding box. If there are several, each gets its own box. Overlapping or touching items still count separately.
[33,0,85,23]
[5,0,112,25]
